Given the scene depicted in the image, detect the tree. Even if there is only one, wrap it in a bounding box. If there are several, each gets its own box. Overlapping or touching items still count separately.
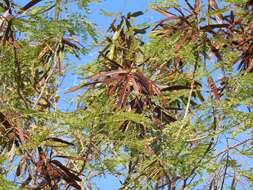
[0,0,253,189]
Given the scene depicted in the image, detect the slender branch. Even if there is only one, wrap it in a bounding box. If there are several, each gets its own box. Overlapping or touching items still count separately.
[176,53,198,138]
[12,34,29,108]
[32,44,60,109]
[220,153,229,190]
[215,139,252,158]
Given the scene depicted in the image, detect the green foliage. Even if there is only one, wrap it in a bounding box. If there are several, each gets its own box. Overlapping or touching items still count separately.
[0,176,20,190]
[0,0,253,189]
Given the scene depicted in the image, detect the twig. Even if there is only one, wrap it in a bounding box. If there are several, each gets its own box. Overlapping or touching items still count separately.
[220,153,229,190]
[32,44,60,109]
[12,33,29,108]
[215,138,252,158]
[176,53,198,139]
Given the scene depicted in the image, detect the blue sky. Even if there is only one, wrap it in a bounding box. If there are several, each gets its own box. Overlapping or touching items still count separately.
[58,0,163,112]
[11,0,251,189]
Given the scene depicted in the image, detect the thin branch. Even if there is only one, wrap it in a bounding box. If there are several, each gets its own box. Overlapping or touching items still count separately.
[176,53,198,138]
[215,139,252,158]
[32,44,60,109]
[220,153,229,190]
[12,33,29,108]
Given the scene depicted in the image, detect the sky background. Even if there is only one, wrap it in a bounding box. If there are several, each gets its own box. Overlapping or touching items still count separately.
[58,0,163,111]
[12,0,250,189]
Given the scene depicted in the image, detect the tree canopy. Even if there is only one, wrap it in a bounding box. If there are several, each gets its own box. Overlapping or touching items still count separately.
[0,0,253,189]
